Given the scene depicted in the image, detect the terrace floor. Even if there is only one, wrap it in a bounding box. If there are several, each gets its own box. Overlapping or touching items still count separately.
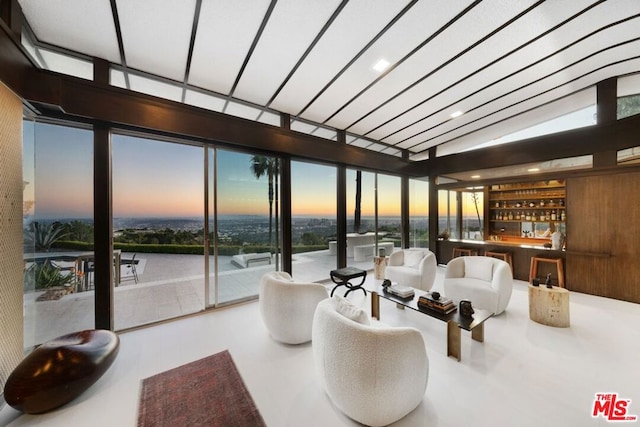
[24,249,375,347]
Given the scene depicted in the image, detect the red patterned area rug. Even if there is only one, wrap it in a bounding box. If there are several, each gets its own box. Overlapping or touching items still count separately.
[137,350,266,427]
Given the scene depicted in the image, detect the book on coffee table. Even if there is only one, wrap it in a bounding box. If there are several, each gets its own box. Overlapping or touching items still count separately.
[418,294,456,314]
[386,284,415,298]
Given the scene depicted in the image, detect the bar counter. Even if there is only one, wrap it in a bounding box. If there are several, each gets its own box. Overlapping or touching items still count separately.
[436,238,565,283]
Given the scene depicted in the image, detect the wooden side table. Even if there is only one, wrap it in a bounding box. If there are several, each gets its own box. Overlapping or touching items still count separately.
[528,284,570,327]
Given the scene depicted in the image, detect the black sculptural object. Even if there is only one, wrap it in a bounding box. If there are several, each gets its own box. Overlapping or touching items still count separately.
[459,299,474,317]
[545,273,553,289]
[4,329,119,414]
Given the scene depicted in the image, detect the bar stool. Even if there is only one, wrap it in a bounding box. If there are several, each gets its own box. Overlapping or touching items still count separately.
[485,250,513,273]
[529,256,565,288]
[452,247,478,258]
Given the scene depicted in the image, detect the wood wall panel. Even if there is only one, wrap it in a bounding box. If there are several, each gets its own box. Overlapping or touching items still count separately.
[566,173,640,303]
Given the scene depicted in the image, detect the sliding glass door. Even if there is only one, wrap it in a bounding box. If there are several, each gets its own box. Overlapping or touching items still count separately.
[213,149,279,305]
[291,161,336,282]
[112,134,205,330]
[409,178,429,248]
[22,121,95,348]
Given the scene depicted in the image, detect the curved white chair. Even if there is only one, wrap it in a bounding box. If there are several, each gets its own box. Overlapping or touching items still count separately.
[259,271,328,344]
[384,248,437,291]
[312,297,428,426]
[444,256,513,315]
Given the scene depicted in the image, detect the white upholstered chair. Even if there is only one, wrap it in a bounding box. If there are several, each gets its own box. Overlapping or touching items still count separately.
[259,271,328,344]
[312,296,428,426]
[444,256,513,315]
[384,248,437,291]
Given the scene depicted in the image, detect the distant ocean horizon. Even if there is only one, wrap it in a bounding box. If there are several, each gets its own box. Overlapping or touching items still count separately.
[29,214,426,232]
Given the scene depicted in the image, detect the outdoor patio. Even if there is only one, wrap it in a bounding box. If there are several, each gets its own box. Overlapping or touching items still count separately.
[24,249,381,348]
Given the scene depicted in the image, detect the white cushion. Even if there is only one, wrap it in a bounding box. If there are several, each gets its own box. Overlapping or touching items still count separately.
[332,295,370,325]
[403,250,425,268]
[464,256,493,281]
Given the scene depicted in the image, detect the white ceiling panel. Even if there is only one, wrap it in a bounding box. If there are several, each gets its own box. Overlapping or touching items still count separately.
[411,57,640,154]
[188,0,272,95]
[381,14,640,147]
[269,0,411,115]
[15,1,640,161]
[327,0,543,131]
[116,0,197,81]
[433,89,597,158]
[298,0,476,124]
[618,71,640,96]
[408,26,640,146]
[233,0,342,105]
[184,89,226,113]
[350,0,596,139]
[128,74,183,103]
[39,49,93,80]
[18,0,120,63]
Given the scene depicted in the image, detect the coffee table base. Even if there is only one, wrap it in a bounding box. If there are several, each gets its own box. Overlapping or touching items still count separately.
[447,320,484,361]
[371,290,489,362]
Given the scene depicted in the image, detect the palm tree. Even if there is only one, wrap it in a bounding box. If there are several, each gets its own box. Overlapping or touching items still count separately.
[354,170,362,233]
[250,155,278,252]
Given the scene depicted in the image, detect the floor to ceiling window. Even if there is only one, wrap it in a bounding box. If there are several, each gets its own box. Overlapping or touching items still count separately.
[22,121,95,348]
[461,188,484,240]
[409,178,429,248]
[438,190,458,240]
[112,134,205,329]
[291,161,336,282]
[215,149,279,304]
[346,170,401,268]
[376,173,402,249]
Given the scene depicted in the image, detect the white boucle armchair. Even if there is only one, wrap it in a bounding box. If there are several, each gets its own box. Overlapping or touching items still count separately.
[384,248,437,291]
[444,256,513,315]
[312,297,428,427]
[259,271,328,344]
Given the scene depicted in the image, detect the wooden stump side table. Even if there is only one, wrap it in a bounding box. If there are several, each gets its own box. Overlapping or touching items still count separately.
[528,284,570,327]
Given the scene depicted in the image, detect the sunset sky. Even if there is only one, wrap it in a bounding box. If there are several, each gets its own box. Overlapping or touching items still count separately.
[25,122,433,220]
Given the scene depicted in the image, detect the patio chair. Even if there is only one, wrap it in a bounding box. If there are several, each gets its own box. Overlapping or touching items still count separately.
[120,253,139,284]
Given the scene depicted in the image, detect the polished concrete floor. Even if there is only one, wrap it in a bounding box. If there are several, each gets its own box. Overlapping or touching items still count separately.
[4,267,639,427]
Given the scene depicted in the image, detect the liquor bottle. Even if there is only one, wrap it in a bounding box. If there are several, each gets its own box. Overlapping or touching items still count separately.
[551,210,557,221]
[508,211,513,220]
[561,210,566,221]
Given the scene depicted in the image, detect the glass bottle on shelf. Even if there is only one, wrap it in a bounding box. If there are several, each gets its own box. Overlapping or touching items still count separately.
[561,210,566,221]
[508,211,513,220]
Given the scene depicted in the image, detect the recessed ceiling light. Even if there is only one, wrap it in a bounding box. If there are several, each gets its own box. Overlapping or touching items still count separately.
[450,110,463,118]
[372,59,390,73]
[471,175,481,179]
[528,168,540,172]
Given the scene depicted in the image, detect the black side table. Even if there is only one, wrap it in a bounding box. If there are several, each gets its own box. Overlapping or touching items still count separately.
[330,267,367,297]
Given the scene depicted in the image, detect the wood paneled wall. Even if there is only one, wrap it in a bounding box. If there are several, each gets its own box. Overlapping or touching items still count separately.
[566,172,640,303]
